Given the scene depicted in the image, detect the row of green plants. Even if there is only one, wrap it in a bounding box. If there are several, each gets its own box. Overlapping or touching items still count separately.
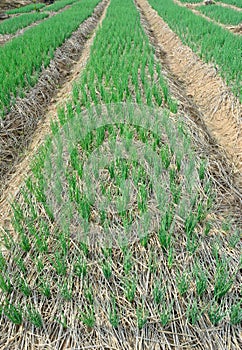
[198,4,242,26]
[179,0,242,7]
[73,0,177,110]
[0,12,48,35]
[148,0,242,101]
[44,0,80,12]
[5,3,45,14]
[216,0,242,8]
[0,0,101,118]
[0,0,240,333]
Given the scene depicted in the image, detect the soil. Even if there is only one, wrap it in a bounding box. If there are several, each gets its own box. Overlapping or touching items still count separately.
[230,23,242,33]
[136,0,242,191]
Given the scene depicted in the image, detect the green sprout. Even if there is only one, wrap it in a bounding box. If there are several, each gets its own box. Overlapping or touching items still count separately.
[4,301,23,325]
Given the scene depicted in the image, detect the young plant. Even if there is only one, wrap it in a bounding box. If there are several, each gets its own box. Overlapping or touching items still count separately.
[18,277,31,297]
[34,229,48,253]
[124,276,137,303]
[0,273,12,294]
[185,212,197,236]
[74,256,87,278]
[204,221,212,236]
[84,284,94,305]
[35,257,44,274]
[80,305,95,329]
[4,302,23,325]
[159,299,174,327]
[55,313,68,330]
[123,250,133,275]
[26,306,43,328]
[38,277,51,298]
[13,255,27,275]
[228,229,241,249]
[153,279,163,305]
[170,183,182,205]
[79,241,89,257]
[167,245,174,269]
[230,300,242,325]
[59,279,72,301]
[160,145,171,169]
[20,232,31,253]
[136,302,148,330]
[158,207,173,251]
[101,258,112,280]
[193,262,208,297]
[0,252,6,272]
[198,159,206,181]
[187,299,201,325]
[1,229,14,250]
[186,233,198,255]
[148,250,157,273]
[208,301,225,326]
[214,257,234,300]
[176,270,190,296]
[109,297,119,328]
[50,252,67,276]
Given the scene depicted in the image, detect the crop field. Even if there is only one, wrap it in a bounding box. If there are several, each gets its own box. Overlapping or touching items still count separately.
[0,0,241,349]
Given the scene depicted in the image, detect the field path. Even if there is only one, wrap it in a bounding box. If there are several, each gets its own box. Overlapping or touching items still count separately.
[136,0,242,190]
[0,0,110,230]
